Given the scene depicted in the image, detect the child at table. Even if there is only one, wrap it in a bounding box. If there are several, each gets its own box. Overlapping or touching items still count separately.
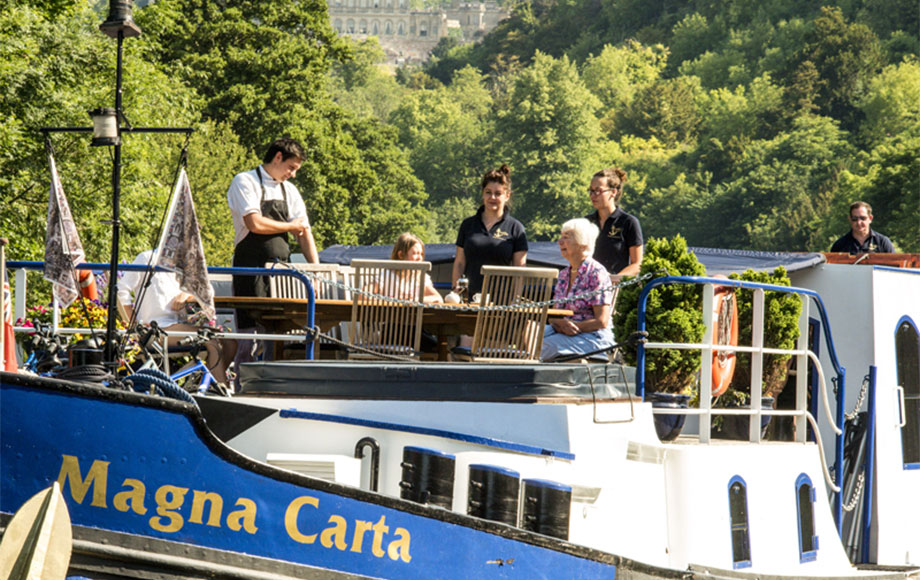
[373,233,443,303]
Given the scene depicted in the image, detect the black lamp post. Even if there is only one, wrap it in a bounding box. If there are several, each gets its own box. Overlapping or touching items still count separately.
[96,0,141,365]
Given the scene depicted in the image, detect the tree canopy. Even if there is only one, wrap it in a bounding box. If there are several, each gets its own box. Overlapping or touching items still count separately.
[0,0,917,281]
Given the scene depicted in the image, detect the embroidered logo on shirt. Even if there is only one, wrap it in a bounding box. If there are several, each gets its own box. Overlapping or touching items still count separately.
[607,226,623,239]
[492,228,510,240]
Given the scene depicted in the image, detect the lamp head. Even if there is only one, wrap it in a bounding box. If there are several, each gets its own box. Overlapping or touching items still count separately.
[89,108,119,147]
[99,0,142,39]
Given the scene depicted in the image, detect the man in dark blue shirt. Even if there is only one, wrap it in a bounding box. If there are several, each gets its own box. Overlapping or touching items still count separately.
[830,201,895,254]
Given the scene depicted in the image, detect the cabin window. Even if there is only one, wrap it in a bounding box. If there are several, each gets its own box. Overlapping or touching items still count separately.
[728,476,751,568]
[897,317,920,467]
[795,474,818,562]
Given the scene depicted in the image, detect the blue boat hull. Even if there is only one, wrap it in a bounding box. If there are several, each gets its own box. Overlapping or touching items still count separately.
[1,372,626,579]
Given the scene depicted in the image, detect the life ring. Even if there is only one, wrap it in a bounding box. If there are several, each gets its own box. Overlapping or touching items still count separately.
[712,283,738,396]
[78,270,98,301]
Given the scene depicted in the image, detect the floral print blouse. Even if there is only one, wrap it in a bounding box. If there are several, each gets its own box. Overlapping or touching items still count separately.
[553,257,614,322]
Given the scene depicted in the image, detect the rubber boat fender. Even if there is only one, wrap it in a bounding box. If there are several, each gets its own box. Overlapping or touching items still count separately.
[712,282,738,397]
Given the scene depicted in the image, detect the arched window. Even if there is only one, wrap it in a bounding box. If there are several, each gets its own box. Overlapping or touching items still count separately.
[397,20,405,35]
[728,476,751,569]
[346,19,355,32]
[371,20,379,34]
[896,317,920,466]
[334,19,342,32]
[398,0,406,8]
[419,21,427,36]
[795,473,818,563]
[385,0,393,8]
[359,19,367,33]
[384,20,393,34]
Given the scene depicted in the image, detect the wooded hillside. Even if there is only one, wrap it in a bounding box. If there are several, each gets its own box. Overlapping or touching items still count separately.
[1,0,916,273]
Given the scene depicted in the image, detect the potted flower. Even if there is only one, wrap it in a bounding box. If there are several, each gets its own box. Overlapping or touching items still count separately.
[712,267,802,439]
[614,235,707,440]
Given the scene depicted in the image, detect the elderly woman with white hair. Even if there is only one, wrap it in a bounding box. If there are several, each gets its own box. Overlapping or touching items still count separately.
[541,218,615,361]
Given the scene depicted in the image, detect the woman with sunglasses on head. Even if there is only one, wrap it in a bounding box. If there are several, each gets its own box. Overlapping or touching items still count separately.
[452,165,528,299]
[585,168,643,281]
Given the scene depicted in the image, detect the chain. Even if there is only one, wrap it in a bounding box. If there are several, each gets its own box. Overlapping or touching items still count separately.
[841,470,865,513]
[300,325,420,362]
[278,264,657,313]
[846,375,870,421]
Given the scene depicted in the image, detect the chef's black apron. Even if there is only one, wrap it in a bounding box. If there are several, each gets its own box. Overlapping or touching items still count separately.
[232,167,292,329]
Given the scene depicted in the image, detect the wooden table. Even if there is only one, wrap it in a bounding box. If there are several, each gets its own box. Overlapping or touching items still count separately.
[215,296,572,360]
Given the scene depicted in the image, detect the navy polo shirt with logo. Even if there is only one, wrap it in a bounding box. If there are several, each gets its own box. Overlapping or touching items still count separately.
[830,230,895,253]
[586,208,643,274]
[455,206,528,296]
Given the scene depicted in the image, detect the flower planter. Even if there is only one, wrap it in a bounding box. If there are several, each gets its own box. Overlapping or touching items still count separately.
[648,392,692,441]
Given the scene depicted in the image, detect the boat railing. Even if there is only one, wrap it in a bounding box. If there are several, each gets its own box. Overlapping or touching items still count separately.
[636,276,847,495]
[6,261,320,359]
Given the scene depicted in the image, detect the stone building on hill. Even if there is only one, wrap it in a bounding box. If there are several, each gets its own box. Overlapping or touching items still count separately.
[329,0,508,64]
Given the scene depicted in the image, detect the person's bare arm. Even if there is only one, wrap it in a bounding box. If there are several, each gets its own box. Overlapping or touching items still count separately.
[452,247,466,290]
[512,250,527,267]
[297,228,319,264]
[614,245,643,279]
[243,213,308,237]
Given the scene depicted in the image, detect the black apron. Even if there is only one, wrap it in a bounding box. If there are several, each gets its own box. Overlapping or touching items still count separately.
[232,167,292,329]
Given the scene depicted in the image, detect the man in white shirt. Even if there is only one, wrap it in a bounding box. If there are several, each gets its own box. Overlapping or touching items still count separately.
[227,137,319,376]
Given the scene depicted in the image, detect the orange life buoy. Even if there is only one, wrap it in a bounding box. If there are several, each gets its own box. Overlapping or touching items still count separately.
[78,270,98,301]
[712,284,738,396]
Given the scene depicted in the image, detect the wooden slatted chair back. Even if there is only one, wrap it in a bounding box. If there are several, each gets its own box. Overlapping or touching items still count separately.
[266,263,340,300]
[470,265,558,363]
[349,259,430,359]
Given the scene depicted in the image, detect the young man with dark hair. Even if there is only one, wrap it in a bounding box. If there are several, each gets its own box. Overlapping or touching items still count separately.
[227,138,320,378]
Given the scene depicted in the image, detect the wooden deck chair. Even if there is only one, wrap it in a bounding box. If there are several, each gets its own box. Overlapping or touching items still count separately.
[266,262,341,358]
[266,262,340,300]
[459,265,558,363]
[349,259,430,360]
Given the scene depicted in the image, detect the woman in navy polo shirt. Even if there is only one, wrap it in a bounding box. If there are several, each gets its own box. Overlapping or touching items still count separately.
[452,165,528,298]
[585,167,643,280]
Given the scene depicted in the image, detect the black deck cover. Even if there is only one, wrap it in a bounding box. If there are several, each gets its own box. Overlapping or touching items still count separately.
[238,361,635,402]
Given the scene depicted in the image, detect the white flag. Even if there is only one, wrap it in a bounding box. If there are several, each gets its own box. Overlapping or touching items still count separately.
[155,168,215,321]
[44,154,85,308]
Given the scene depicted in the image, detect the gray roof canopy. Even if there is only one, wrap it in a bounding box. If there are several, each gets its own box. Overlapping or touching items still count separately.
[316,243,824,277]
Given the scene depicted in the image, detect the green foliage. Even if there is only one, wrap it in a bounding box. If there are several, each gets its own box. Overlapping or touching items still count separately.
[494,52,603,238]
[389,66,493,214]
[618,76,703,146]
[727,267,802,397]
[789,6,885,130]
[613,235,707,394]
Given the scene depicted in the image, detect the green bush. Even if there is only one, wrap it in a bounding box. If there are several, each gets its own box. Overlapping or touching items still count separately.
[727,267,802,398]
[614,235,706,394]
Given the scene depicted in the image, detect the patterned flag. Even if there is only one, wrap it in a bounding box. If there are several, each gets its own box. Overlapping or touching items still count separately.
[3,272,16,372]
[44,154,85,308]
[155,168,215,321]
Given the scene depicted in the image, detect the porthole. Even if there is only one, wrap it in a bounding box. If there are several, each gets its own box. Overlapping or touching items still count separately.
[728,476,751,568]
[795,473,818,562]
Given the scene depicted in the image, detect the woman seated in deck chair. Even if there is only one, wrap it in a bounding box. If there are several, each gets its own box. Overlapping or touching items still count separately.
[541,219,615,362]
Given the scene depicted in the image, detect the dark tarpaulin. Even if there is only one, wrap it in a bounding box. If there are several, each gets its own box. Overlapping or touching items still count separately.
[317,243,825,277]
